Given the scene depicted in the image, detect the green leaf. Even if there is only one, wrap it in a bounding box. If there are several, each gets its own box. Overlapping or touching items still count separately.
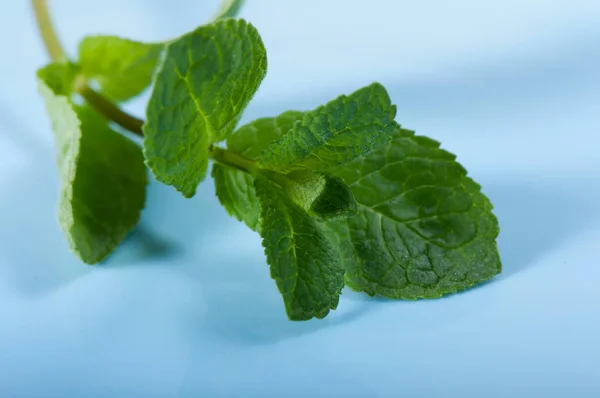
[255,176,345,320]
[37,73,147,264]
[227,111,304,158]
[212,111,303,230]
[143,19,267,198]
[214,0,245,19]
[259,83,397,173]
[37,61,79,96]
[211,163,260,231]
[328,127,501,298]
[78,36,163,102]
[280,170,357,221]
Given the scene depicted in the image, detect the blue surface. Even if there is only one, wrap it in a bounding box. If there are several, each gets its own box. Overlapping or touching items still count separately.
[1,1,600,397]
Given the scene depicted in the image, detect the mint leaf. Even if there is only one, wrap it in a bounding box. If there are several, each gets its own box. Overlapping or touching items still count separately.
[38,72,147,264]
[78,36,163,102]
[255,176,344,320]
[211,164,260,231]
[227,111,304,158]
[36,60,79,96]
[143,19,267,198]
[214,0,245,19]
[328,127,501,298]
[280,171,357,221]
[258,83,396,173]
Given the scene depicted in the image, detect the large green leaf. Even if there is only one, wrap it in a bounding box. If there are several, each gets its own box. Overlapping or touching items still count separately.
[328,127,501,298]
[143,19,267,198]
[78,36,163,102]
[255,176,345,320]
[37,67,147,264]
[259,83,397,173]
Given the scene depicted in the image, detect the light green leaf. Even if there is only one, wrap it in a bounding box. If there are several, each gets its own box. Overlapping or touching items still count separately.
[259,83,397,173]
[143,19,267,198]
[212,163,260,231]
[255,176,345,320]
[279,170,357,221]
[78,36,163,102]
[227,111,304,158]
[214,0,245,19]
[37,61,79,96]
[37,73,147,264]
[328,127,501,298]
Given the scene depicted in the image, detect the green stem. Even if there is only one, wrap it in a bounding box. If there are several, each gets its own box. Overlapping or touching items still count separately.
[32,0,145,137]
[211,146,259,174]
[75,77,145,136]
[210,146,291,186]
[31,0,66,61]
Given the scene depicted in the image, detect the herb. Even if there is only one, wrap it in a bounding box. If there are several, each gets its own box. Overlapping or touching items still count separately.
[32,0,502,320]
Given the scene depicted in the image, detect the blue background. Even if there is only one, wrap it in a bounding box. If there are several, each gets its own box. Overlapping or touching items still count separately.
[1,0,600,396]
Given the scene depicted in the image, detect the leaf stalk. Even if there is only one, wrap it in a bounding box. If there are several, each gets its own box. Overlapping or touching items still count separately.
[32,0,66,61]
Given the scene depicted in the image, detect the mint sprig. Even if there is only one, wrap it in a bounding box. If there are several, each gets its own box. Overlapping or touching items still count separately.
[32,0,502,320]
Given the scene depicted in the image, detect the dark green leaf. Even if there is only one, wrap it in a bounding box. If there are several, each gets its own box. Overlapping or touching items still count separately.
[328,127,501,298]
[143,19,267,197]
[212,163,260,231]
[37,74,147,264]
[255,176,344,320]
[259,83,396,172]
[78,36,163,101]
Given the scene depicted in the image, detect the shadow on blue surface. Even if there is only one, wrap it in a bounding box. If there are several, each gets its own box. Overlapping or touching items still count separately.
[483,178,594,278]
[0,152,91,296]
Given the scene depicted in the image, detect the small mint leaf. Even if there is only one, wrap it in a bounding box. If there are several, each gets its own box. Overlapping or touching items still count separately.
[328,126,501,298]
[280,170,357,221]
[227,111,304,158]
[78,36,163,102]
[37,74,147,264]
[37,61,79,96]
[214,0,245,19]
[143,19,267,198]
[258,83,396,173]
[255,176,344,321]
[212,163,260,231]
